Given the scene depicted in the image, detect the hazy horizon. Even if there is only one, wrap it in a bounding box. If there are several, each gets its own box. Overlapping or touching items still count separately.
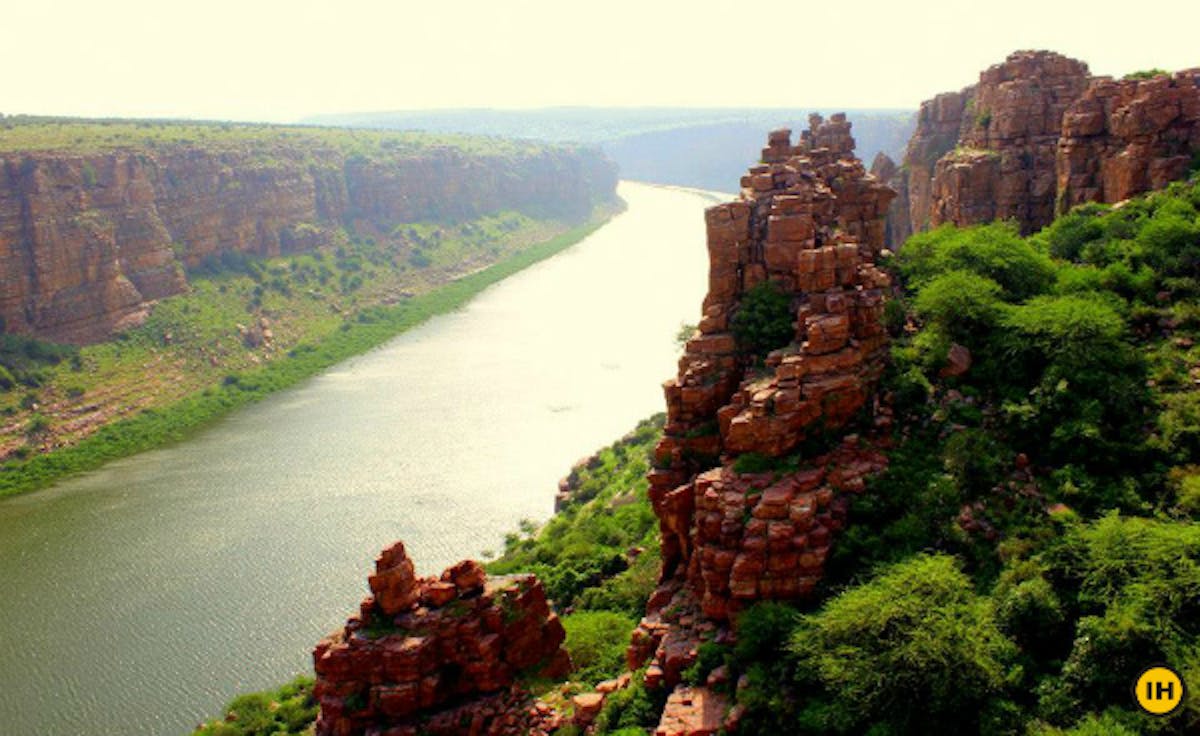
[5,0,1198,124]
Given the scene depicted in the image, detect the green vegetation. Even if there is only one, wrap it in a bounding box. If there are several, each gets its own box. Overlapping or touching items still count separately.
[1124,69,1170,81]
[730,280,794,360]
[0,334,80,389]
[563,611,638,686]
[488,417,667,731]
[789,555,1020,733]
[728,175,1200,734]
[193,676,317,736]
[0,210,616,497]
[488,417,662,615]
[0,114,551,158]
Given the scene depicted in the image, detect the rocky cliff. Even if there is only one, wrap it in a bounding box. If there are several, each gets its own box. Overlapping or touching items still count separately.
[0,134,616,343]
[620,118,895,729]
[1057,69,1200,210]
[312,542,571,736]
[894,51,1200,238]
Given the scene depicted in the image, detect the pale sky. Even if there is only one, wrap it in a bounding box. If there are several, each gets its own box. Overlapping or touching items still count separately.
[4,0,1198,122]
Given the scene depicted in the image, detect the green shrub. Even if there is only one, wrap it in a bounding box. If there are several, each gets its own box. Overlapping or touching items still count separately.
[941,427,1005,494]
[912,270,1007,342]
[789,554,1020,734]
[1138,204,1200,277]
[563,611,637,685]
[992,559,1067,656]
[577,547,661,617]
[734,602,800,668]
[896,222,1057,300]
[731,281,793,360]
[1004,296,1125,365]
[1036,203,1110,261]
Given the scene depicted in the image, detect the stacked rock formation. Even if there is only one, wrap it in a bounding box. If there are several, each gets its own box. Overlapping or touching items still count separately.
[632,117,895,711]
[928,50,1091,233]
[0,142,617,343]
[312,541,570,736]
[1057,69,1200,210]
[893,51,1200,240]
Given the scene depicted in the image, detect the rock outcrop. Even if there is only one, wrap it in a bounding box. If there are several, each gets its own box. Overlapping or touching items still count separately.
[869,152,907,248]
[901,89,973,235]
[1057,69,1200,211]
[630,118,895,724]
[0,140,617,343]
[893,51,1200,240]
[312,541,571,736]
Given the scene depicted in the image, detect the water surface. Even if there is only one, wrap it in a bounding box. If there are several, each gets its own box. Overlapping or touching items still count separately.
[0,181,714,735]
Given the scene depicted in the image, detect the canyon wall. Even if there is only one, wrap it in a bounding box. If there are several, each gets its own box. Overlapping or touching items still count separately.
[893,51,1200,239]
[1057,69,1200,210]
[629,119,895,717]
[0,141,617,343]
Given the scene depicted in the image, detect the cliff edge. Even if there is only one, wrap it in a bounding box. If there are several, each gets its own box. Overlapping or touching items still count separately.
[0,124,617,343]
[891,50,1200,239]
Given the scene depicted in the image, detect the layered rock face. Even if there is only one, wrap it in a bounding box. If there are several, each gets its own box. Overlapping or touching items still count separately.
[632,118,895,708]
[1057,69,1200,210]
[901,89,973,235]
[927,51,1091,233]
[0,143,616,343]
[894,51,1200,240]
[312,541,571,736]
[869,152,907,248]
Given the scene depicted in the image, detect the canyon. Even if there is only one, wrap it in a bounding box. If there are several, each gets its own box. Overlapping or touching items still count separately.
[0,130,616,343]
[303,63,1200,729]
[883,50,1200,241]
[307,116,899,735]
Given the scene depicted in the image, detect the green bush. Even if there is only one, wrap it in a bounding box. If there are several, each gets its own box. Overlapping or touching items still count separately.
[734,602,800,668]
[992,559,1068,657]
[912,269,1007,342]
[731,281,794,360]
[896,222,1057,300]
[1036,203,1111,261]
[789,554,1020,734]
[563,611,637,685]
[576,546,661,618]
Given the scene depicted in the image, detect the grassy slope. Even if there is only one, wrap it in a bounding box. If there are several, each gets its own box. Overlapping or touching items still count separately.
[0,205,620,497]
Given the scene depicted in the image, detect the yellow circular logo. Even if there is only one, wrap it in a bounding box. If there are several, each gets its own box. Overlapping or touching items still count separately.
[1134,665,1186,715]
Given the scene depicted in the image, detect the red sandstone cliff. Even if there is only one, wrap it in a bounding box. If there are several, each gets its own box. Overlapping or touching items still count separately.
[929,51,1091,232]
[900,89,973,236]
[602,118,896,734]
[1058,69,1200,211]
[312,542,571,736]
[0,141,617,343]
[894,51,1200,239]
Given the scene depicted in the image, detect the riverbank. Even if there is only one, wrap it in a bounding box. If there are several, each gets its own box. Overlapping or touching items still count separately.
[0,181,713,736]
[0,203,621,498]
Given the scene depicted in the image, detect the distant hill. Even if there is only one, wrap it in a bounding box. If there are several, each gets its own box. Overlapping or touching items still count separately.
[303,108,916,191]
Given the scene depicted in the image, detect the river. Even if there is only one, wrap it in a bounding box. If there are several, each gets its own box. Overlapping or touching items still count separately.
[0,182,718,736]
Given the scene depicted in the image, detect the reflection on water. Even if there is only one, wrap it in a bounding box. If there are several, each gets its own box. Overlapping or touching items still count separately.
[0,181,713,736]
